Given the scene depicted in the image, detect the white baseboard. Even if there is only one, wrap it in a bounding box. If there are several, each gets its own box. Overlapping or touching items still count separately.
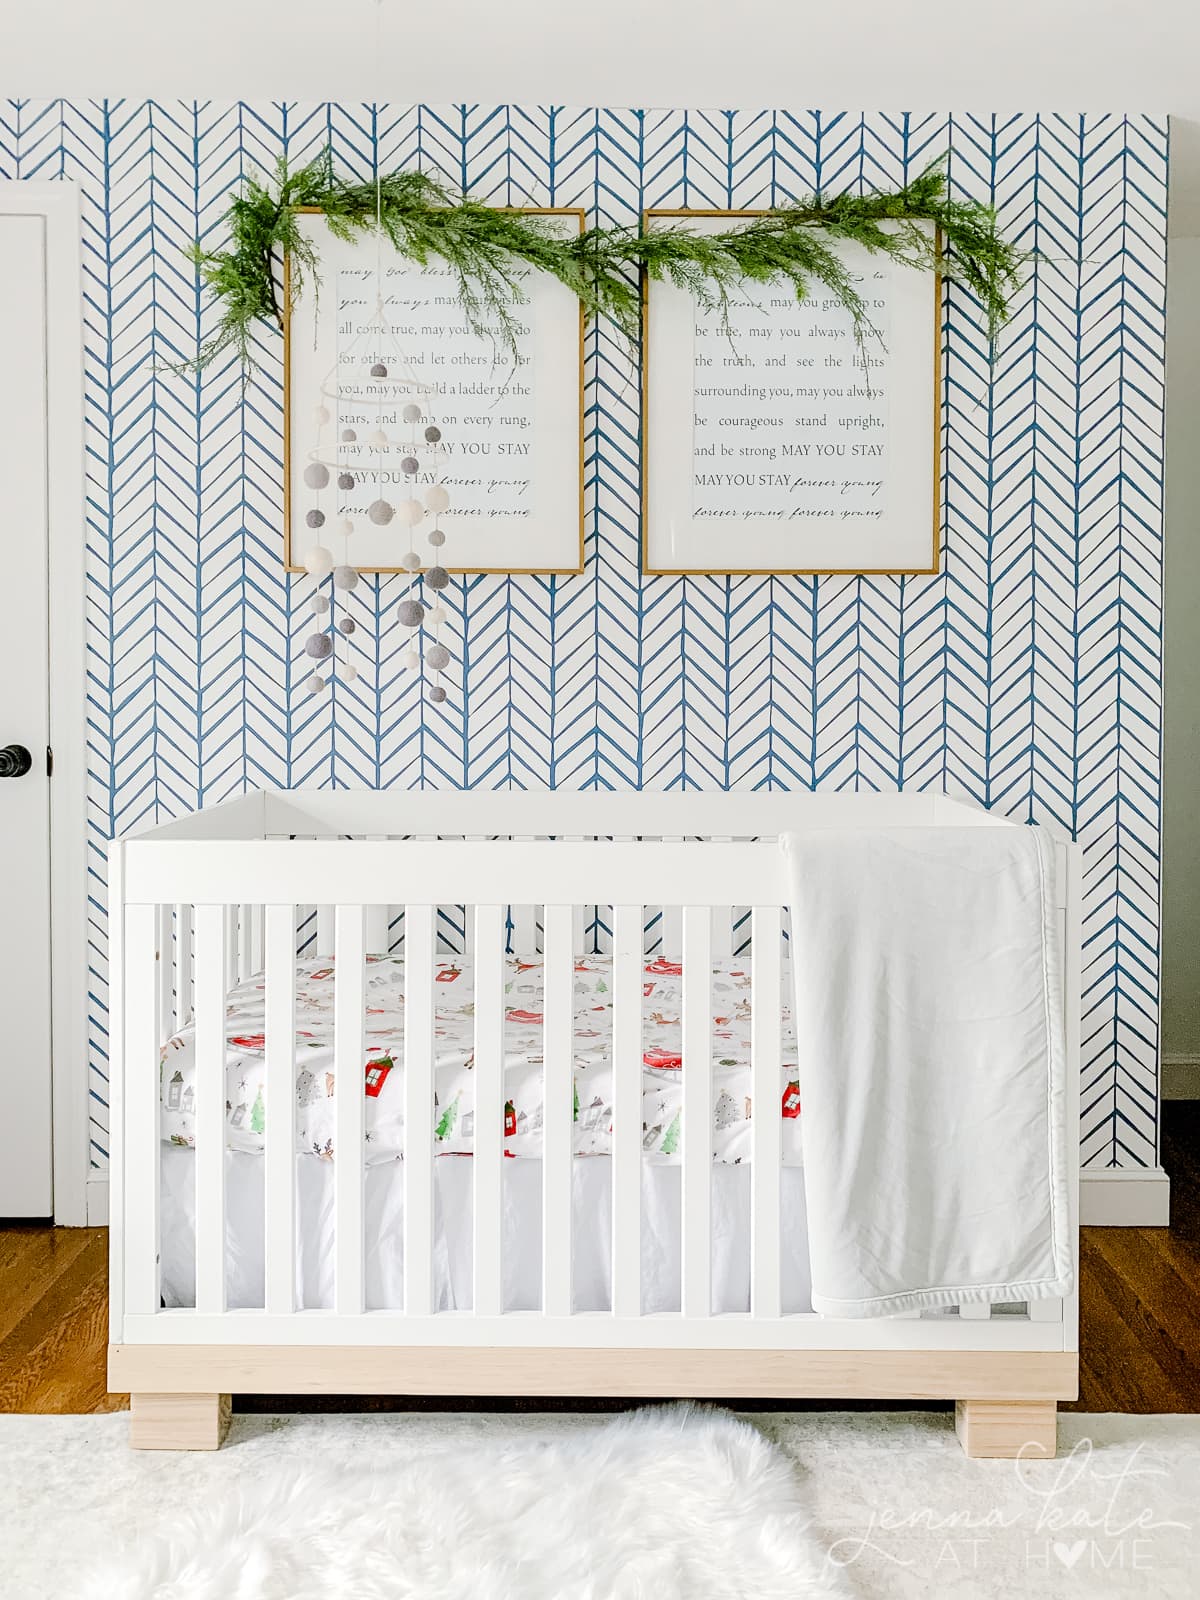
[86,1174,109,1227]
[1080,1167,1171,1226]
[1162,1055,1200,1100]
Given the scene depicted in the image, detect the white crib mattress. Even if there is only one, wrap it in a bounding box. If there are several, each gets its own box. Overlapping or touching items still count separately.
[159,1146,814,1316]
[160,953,804,1167]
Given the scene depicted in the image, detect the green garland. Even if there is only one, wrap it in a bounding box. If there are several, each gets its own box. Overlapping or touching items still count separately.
[189,152,1026,373]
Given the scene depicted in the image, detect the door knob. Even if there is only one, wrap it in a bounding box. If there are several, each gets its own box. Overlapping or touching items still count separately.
[0,744,32,778]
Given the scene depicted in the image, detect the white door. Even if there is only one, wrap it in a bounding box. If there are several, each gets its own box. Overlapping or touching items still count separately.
[0,213,53,1215]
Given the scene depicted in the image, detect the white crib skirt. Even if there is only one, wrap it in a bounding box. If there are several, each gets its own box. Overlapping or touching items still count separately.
[159,1148,813,1317]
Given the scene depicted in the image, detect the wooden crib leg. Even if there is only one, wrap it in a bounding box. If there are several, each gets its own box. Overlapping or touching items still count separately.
[955,1399,1057,1459]
[129,1392,231,1451]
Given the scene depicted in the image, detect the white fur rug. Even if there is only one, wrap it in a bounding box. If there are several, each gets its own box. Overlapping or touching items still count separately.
[78,1405,845,1600]
[5,1408,1198,1598]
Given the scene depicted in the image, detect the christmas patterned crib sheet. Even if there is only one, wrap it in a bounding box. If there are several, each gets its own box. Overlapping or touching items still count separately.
[158,953,804,1166]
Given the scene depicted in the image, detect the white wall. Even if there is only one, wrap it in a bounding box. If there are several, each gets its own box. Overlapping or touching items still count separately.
[1163,237,1200,1067]
[6,0,1200,1061]
[1,1,1197,121]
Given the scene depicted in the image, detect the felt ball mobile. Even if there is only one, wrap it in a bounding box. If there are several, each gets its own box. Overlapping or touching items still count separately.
[300,302,455,707]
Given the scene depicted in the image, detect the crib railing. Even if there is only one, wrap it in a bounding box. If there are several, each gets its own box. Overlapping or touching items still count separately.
[109,789,1078,1358]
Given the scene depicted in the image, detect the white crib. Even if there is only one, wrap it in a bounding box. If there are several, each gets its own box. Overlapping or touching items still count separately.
[106,789,1080,1457]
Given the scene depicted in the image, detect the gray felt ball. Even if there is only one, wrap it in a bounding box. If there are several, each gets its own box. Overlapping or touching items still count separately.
[304,632,333,659]
[427,528,446,547]
[337,472,355,491]
[402,403,423,423]
[428,685,448,705]
[401,456,419,476]
[371,362,388,378]
[312,593,330,614]
[338,617,356,635]
[424,425,442,443]
[306,509,325,529]
[426,643,451,670]
[341,428,357,443]
[303,463,330,490]
[398,598,424,628]
[333,565,360,591]
[401,551,421,571]
[426,565,450,591]
[368,499,395,526]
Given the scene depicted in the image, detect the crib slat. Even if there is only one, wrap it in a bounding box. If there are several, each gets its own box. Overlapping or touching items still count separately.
[681,905,713,1319]
[237,905,252,982]
[174,903,192,1033]
[542,903,574,1317]
[194,904,228,1315]
[156,904,174,1038]
[509,901,537,955]
[264,905,296,1315]
[473,904,505,1316]
[709,842,733,959]
[751,905,783,1318]
[244,905,264,977]
[404,903,435,1316]
[124,903,160,1317]
[334,905,366,1316]
[317,905,336,959]
[364,903,389,954]
[611,903,643,1319]
[223,903,239,992]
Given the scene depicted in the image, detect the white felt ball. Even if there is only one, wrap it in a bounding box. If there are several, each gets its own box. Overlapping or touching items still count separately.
[338,517,354,538]
[311,593,330,615]
[424,484,450,514]
[305,673,326,695]
[402,649,420,670]
[396,499,424,528]
[313,405,330,427]
[401,551,421,571]
[304,545,335,578]
[370,428,389,449]
[336,660,359,683]
[333,564,360,591]
[402,403,423,423]
[427,605,448,625]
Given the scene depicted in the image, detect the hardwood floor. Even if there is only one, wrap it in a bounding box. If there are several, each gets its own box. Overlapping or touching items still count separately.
[3,1102,1198,1417]
[1067,1101,1200,1413]
[0,1224,124,1413]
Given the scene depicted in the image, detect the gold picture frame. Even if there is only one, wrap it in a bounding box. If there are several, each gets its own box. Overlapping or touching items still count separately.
[283,206,587,575]
[640,209,943,578]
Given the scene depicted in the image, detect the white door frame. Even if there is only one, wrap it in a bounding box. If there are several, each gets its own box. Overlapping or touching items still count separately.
[0,181,89,1225]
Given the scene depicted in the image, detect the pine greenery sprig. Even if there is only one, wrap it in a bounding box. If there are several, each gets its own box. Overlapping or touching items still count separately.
[187,152,1027,374]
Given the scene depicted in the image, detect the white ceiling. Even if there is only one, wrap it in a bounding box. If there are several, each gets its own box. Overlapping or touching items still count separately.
[5,0,1199,230]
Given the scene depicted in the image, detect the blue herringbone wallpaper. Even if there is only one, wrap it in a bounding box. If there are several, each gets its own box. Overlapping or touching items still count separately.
[0,104,1166,1173]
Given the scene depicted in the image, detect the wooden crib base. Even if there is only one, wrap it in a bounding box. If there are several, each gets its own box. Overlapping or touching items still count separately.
[112,1345,1075,1458]
[128,1391,231,1451]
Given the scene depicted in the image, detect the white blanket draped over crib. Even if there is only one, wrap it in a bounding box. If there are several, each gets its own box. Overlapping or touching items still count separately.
[782,823,1073,1318]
